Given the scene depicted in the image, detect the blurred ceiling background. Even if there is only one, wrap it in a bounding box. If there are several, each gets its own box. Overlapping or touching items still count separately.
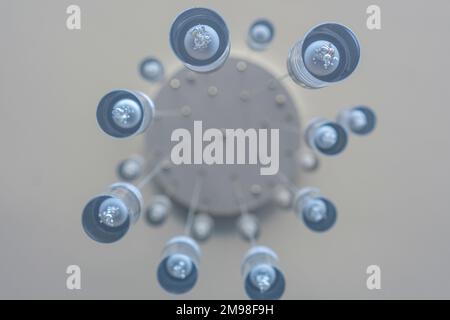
[1,0,450,299]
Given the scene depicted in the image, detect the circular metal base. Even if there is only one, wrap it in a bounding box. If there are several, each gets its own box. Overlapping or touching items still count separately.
[145,57,300,217]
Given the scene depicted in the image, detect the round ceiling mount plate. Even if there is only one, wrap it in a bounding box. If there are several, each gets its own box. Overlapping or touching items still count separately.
[145,57,300,217]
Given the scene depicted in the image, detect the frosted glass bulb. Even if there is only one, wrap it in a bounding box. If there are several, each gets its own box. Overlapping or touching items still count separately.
[111,99,142,129]
[98,197,128,228]
[299,152,319,171]
[250,264,277,293]
[166,254,193,280]
[304,198,327,223]
[237,214,260,241]
[349,109,368,132]
[296,190,337,232]
[247,20,274,51]
[304,40,340,77]
[118,158,142,181]
[140,58,164,82]
[251,24,271,43]
[147,202,168,224]
[337,106,376,136]
[184,24,220,60]
[192,213,214,241]
[314,125,338,150]
[122,159,140,176]
[144,63,160,78]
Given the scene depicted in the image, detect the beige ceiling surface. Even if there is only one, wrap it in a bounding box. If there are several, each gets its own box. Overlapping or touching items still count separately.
[1,0,450,299]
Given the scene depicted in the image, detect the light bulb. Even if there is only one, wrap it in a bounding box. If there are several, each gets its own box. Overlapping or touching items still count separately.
[140,57,164,82]
[273,185,293,208]
[293,188,337,232]
[166,253,193,280]
[303,198,327,223]
[247,19,274,51]
[170,8,230,72]
[157,236,200,294]
[111,99,142,129]
[304,40,340,77]
[146,195,171,225]
[306,119,348,156]
[184,25,220,60]
[242,246,285,300]
[97,197,128,228]
[249,264,277,293]
[117,156,143,181]
[314,125,338,150]
[287,23,360,89]
[337,106,377,136]
[192,213,214,241]
[298,151,319,172]
[96,89,154,138]
[148,202,167,223]
[252,24,270,42]
[82,183,143,243]
[349,109,367,131]
[237,213,260,241]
